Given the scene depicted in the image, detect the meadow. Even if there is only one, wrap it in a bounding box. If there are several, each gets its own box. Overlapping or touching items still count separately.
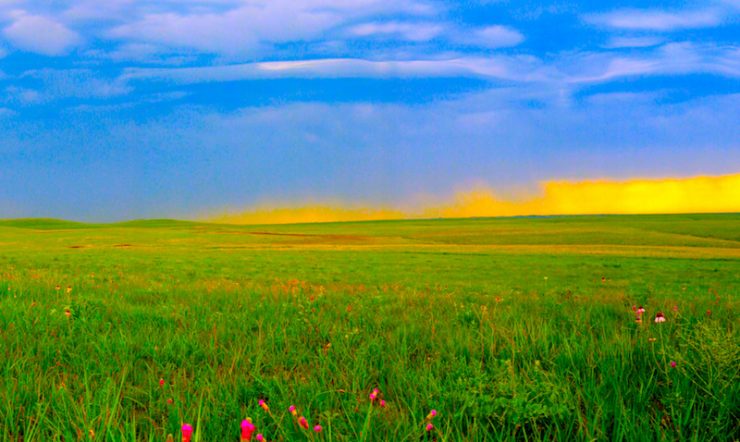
[0,214,738,441]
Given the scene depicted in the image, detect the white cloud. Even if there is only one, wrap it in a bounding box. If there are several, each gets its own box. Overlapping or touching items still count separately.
[3,12,81,55]
[88,42,197,65]
[469,25,524,48]
[604,36,664,49]
[4,86,42,104]
[122,56,548,83]
[586,8,723,31]
[348,21,446,42]
[120,41,740,89]
[5,69,132,104]
[107,0,438,56]
[566,43,740,83]
[346,21,524,49]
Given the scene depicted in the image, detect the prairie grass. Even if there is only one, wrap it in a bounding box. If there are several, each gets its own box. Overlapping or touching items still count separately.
[0,214,738,440]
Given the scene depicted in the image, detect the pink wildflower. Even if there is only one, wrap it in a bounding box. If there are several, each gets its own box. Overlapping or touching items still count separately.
[241,419,255,441]
[426,423,434,432]
[637,306,646,315]
[655,312,666,323]
[314,425,322,432]
[288,405,297,416]
[159,378,165,387]
[670,361,677,368]
[380,399,386,408]
[426,409,437,420]
[255,435,264,442]
[181,424,193,442]
[298,416,309,430]
[369,388,379,402]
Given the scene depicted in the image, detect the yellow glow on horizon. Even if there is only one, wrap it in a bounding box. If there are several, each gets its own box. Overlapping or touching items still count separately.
[211,205,406,225]
[210,173,740,224]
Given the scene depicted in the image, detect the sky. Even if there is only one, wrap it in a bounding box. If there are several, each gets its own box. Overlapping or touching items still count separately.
[0,0,739,222]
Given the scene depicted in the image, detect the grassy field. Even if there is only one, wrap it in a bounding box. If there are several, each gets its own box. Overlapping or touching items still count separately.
[0,214,738,441]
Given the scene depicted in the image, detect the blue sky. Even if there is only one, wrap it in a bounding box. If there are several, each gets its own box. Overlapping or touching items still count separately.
[0,0,738,220]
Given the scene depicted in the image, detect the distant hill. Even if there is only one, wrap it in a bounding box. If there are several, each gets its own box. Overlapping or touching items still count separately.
[0,218,95,230]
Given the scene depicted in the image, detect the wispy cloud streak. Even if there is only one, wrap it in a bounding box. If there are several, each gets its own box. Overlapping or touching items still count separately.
[586,8,725,31]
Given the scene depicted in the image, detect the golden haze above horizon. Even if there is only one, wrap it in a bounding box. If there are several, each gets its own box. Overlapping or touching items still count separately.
[209,173,740,224]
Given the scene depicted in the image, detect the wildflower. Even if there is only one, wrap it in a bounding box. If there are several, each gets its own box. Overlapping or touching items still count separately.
[255,435,264,442]
[670,361,677,368]
[601,276,606,283]
[706,309,712,317]
[241,419,255,441]
[159,378,165,387]
[298,416,309,430]
[631,305,637,312]
[66,286,72,294]
[380,399,386,408]
[672,305,679,313]
[655,312,666,323]
[426,423,434,432]
[635,315,643,324]
[64,309,71,318]
[369,388,379,402]
[167,398,173,405]
[637,306,646,315]
[55,285,61,291]
[426,409,437,420]
[181,424,193,442]
[289,405,297,416]
[314,425,322,432]
[259,399,269,412]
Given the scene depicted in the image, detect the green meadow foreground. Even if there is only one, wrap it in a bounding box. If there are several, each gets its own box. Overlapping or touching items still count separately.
[0,215,738,441]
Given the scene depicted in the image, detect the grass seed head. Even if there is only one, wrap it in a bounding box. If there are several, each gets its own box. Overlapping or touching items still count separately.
[259,399,269,412]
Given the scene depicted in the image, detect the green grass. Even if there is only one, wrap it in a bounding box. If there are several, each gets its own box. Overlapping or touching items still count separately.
[0,214,738,441]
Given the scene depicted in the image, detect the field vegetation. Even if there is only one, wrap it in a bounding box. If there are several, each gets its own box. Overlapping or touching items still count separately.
[0,214,738,441]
